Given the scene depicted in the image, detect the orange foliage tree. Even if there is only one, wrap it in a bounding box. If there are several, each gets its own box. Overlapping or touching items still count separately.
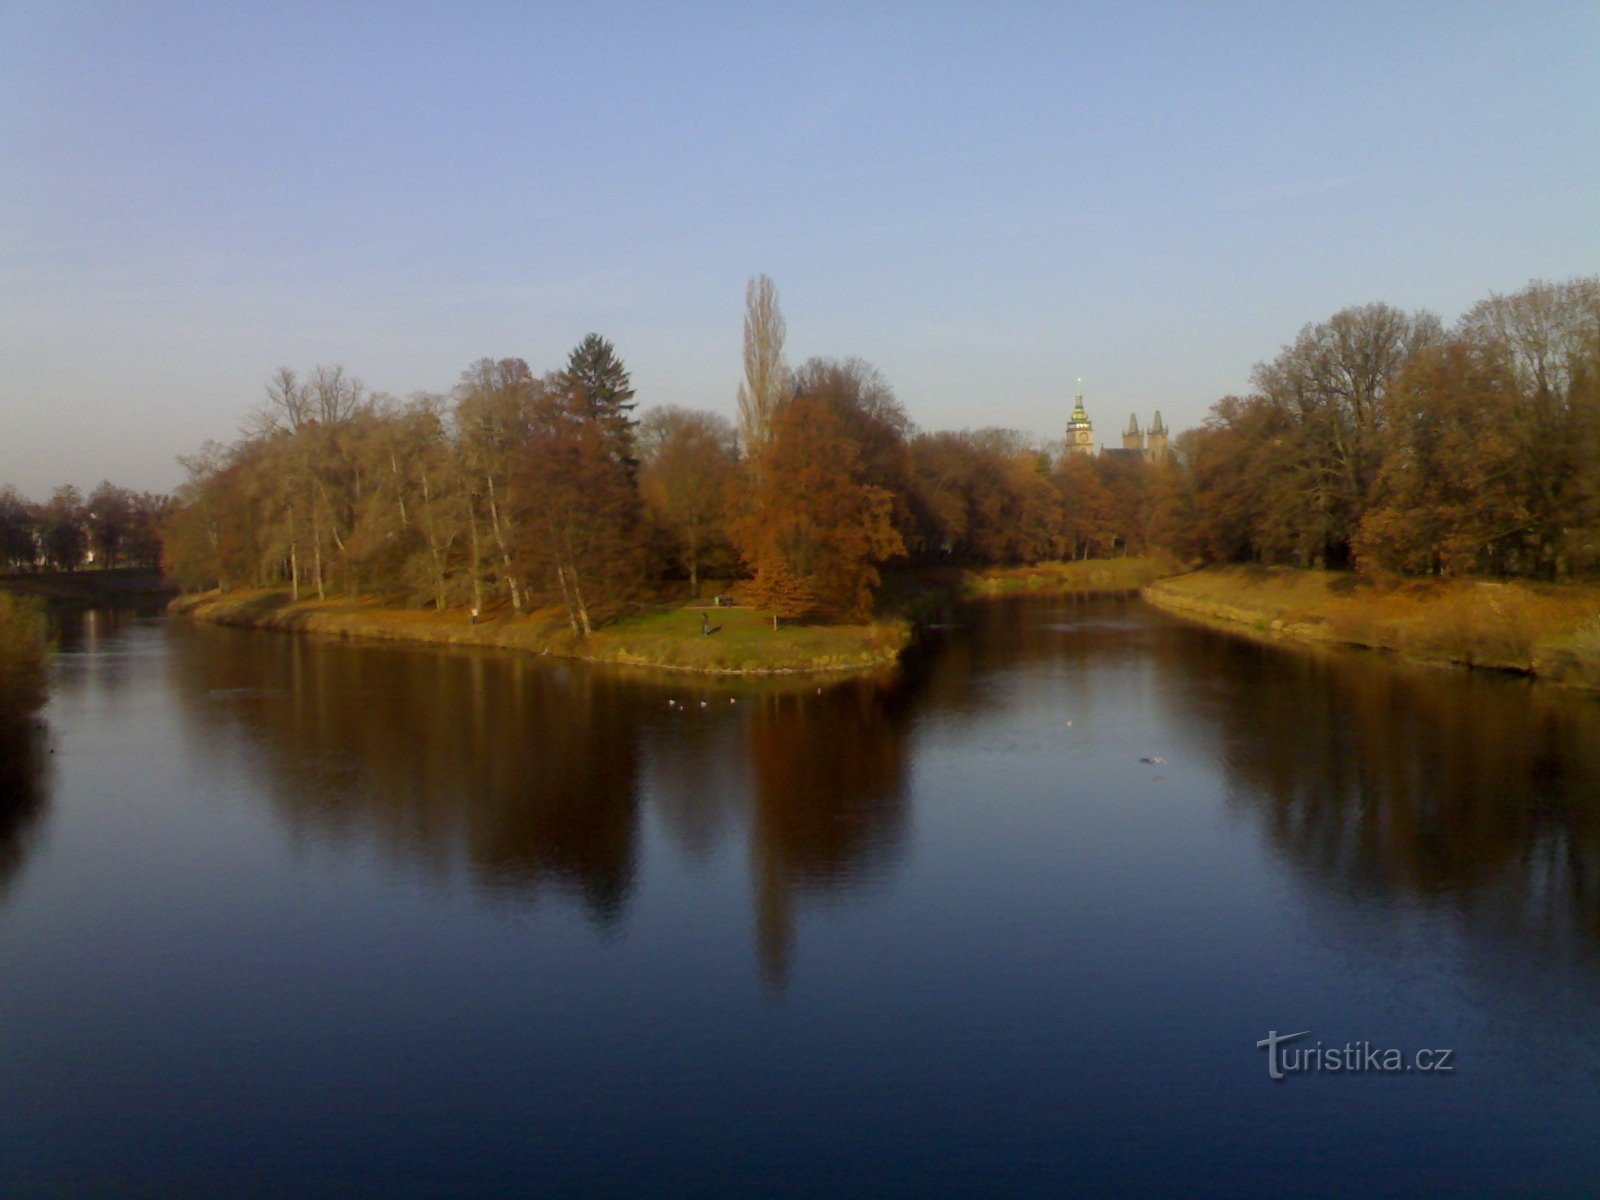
[732,398,903,623]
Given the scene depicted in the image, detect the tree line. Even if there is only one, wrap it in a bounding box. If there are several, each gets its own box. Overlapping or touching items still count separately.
[162,273,1597,629]
[163,277,1180,628]
[1174,276,1600,578]
[0,482,170,573]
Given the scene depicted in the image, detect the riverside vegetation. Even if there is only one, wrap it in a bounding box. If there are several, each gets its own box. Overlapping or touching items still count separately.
[0,594,49,720]
[157,274,1597,678]
[175,557,1172,675]
[1146,568,1600,688]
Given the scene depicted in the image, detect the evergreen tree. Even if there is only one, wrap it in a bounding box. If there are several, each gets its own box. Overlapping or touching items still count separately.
[562,334,638,474]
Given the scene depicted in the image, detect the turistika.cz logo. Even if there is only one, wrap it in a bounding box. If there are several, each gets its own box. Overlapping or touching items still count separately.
[1256,1030,1455,1080]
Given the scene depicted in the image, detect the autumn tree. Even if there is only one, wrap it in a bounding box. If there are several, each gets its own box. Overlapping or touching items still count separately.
[791,356,916,547]
[38,487,87,570]
[1053,455,1119,560]
[1359,278,1600,577]
[1354,343,1522,575]
[1145,437,1202,563]
[1251,303,1442,566]
[638,406,738,595]
[732,398,903,623]
[1184,395,1303,563]
[86,482,135,568]
[457,359,543,611]
[907,430,1064,564]
[512,385,643,636]
[1457,277,1600,577]
[0,488,37,570]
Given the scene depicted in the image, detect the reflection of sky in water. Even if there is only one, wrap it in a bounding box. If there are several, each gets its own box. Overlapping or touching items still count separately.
[2,597,1597,1196]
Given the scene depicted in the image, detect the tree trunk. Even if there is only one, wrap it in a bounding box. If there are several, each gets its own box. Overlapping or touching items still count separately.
[287,506,301,600]
[485,476,523,612]
[467,502,484,617]
[419,466,448,610]
[555,562,581,635]
[388,449,409,527]
[312,515,325,601]
[569,564,593,637]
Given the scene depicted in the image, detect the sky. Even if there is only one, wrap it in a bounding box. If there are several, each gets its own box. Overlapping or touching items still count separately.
[2,1,1596,496]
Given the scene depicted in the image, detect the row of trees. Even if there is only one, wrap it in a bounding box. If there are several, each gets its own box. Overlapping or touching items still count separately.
[1179,276,1600,578]
[163,273,1597,627]
[166,277,1181,627]
[0,483,169,572]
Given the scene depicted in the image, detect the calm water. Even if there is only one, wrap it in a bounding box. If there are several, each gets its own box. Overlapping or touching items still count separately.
[2,597,1598,1197]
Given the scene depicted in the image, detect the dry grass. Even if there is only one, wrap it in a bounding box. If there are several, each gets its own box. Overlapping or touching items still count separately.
[174,589,909,676]
[1535,617,1600,689]
[0,593,49,717]
[175,558,1174,677]
[1146,566,1600,687]
[959,556,1174,595]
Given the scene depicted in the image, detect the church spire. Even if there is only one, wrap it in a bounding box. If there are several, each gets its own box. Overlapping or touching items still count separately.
[1066,378,1094,456]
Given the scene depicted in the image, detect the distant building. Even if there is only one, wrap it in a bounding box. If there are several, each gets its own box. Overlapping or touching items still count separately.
[1065,387,1095,457]
[1064,386,1168,465]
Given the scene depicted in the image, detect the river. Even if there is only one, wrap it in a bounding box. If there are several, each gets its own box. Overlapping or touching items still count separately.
[2,597,1598,1196]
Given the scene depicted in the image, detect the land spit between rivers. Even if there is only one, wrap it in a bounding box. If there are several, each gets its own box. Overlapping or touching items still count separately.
[167,559,1167,677]
[163,559,1600,688]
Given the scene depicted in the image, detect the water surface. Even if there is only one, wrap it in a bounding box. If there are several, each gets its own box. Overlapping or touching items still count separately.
[3,598,1598,1196]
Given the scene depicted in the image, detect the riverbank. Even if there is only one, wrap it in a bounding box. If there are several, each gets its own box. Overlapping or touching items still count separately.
[1144,566,1600,689]
[171,589,910,675]
[170,558,1171,676]
[0,593,49,721]
[0,568,176,606]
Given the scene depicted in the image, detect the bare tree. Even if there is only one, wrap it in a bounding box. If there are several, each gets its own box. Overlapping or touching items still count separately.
[310,364,366,429]
[261,368,312,433]
[736,274,791,458]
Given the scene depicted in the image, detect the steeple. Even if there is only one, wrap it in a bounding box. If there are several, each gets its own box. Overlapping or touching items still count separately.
[1066,379,1094,456]
[1122,412,1145,452]
[1146,410,1169,464]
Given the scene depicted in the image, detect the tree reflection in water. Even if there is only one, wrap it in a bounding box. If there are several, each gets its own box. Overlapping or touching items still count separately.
[172,631,642,925]
[167,597,1600,984]
[171,627,912,971]
[0,708,50,905]
[745,677,911,984]
[1156,622,1600,947]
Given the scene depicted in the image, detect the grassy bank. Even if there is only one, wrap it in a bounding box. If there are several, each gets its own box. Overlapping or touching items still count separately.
[171,589,910,675]
[0,593,49,718]
[171,558,1171,676]
[1145,566,1600,689]
[952,557,1172,596]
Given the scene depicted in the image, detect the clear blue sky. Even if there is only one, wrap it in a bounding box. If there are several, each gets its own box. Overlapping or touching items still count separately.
[3,1,1596,496]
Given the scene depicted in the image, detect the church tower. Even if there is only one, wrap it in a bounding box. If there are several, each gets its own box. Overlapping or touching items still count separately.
[1066,381,1094,457]
[1122,413,1144,453]
[1147,411,1168,464]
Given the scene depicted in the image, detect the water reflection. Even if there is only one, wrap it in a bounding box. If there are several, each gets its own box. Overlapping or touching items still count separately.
[0,710,50,903]
[164,596,1600,988]
[1158,618,1600,947]
[171,632,643,922]
[168,626,912,971]
[747,681,911,983]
